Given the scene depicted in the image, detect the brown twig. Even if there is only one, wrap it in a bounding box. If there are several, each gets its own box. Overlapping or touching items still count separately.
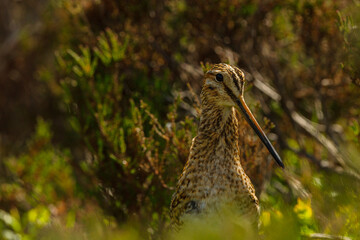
[246,66,356,175]
[303,233,352,240]
[285,144,360,182]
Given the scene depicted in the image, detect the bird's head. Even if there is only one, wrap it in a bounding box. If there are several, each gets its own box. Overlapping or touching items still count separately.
[201,63,284,168]
[201,63,245,107]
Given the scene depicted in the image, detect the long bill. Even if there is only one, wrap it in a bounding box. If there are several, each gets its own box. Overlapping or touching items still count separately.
[235,97,284,168]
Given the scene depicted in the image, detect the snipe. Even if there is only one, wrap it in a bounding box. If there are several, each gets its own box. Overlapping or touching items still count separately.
[170,63,284,228]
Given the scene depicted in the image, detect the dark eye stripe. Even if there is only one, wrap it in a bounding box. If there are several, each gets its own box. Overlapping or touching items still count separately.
[223,83,238,102]
[234,67,245,82]
[234,67,245,94]
[227,69,241,92]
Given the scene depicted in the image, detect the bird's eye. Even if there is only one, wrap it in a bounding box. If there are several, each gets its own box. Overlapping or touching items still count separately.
[215,73,223,82]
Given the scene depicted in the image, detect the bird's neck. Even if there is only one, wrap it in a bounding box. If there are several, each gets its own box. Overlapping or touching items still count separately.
[199,104,238,136]
[197,103,241,161]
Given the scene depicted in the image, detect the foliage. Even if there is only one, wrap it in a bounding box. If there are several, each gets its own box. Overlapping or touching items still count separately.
[0,119,76,239]
[1,0,360,239]
[55,27,200,236]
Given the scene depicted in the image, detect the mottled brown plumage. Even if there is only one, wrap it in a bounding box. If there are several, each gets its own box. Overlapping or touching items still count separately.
[170,63,283,228]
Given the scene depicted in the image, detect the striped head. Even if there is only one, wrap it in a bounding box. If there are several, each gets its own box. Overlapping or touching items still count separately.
[201,63,284,168]
[201,63,246,107]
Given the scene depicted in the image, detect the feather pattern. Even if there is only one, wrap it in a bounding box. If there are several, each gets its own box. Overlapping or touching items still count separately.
[170,63,260,228]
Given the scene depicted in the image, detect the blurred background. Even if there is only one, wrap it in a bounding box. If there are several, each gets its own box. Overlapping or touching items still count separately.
[0,0,360,239]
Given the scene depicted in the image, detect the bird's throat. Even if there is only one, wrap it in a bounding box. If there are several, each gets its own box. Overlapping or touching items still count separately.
[199,105,237,135]
[197,105,240,165]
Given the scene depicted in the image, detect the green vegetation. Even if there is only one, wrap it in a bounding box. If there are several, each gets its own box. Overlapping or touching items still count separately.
[1,0,360,239]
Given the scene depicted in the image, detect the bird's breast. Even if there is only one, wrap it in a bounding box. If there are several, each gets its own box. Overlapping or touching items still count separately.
[181,161,259,217]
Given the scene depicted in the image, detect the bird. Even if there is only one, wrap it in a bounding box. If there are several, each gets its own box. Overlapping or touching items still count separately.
[170,63,284,229]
